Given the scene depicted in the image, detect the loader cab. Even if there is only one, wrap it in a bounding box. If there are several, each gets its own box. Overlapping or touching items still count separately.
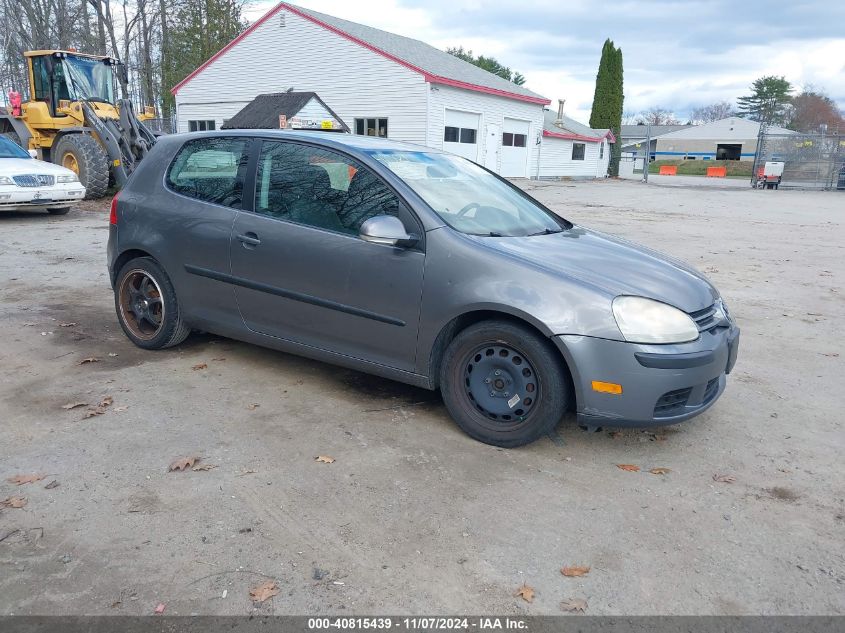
[26,51,119,116]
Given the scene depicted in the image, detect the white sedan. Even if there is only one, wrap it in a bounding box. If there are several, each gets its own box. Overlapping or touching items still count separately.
[0,135,86,215]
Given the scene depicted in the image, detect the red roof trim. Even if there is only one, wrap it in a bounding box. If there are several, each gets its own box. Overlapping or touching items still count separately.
[173,2,551,106]
[543,129,616,143]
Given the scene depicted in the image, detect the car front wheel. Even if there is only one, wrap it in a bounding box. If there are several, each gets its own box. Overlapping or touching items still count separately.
[439,320,572,447]
[114,257,191,350]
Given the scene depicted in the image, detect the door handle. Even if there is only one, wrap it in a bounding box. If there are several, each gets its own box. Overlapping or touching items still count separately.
[237,232,261,247]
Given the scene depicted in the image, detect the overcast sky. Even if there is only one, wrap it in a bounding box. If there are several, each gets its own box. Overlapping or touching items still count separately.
[247,0,845,124]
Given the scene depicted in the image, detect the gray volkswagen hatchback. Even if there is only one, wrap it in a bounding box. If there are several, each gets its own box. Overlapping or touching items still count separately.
[108,131,739,447]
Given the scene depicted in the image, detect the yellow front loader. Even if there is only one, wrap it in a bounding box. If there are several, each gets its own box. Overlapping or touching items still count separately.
[0,50,157,199]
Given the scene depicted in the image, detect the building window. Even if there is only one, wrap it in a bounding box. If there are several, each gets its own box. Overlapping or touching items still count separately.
[599,142,604,159]
[188,120,216,132]
[572,143,586,161]
[444,126,477,144]
[502,132,527,147]
[354,118,388,137]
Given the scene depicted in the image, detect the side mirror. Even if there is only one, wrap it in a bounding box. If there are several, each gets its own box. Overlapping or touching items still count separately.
[28,149,38,159]
[359,215,417,247]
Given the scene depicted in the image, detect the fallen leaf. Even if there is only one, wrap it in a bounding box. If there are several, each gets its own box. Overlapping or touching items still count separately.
[616,464,640,472]
[61,402,88,410]
[79,357,100,365]
[237,469,257,476]
[99,396,113,408]
[59,322,77,327]
[0,496,27,509]
[83,408,105,419]
[513,583,534,603]
[649,467,671,475]
[169,456,200,472]
[154,603,166,614]
[113,406,128,412]
[560,597,588,612]
[249,580,280,603]
[192,463,218,472]
[212,357,226,362]
[83,396,114,419]
[45,480,60,489]
[713,474,736,483]
[561,565,590,577]
[7,474,46,486]
[315,455,335,464]
[192,363,207,371]
[247,403,260,410]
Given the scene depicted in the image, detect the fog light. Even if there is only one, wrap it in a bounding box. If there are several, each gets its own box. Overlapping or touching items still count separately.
[592,381,623,394]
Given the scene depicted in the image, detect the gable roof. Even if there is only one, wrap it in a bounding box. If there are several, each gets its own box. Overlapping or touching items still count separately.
[655,117,796,139]
[220,92,349,131]
[620,124,693,139]
[542,111,615,143]
[172,2,550,106]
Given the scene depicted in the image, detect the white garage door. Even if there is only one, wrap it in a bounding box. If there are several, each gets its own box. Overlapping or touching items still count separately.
[501,118,530,177]
[443,109,480,163]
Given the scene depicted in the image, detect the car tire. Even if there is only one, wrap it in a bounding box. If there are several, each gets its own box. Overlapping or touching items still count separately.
[47,207,71,215]
[439,320,571,447]
[52,134,109,199]
[114,257,191,350]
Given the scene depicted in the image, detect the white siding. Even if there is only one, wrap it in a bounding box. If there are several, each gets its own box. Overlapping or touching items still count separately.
[538,136,608,179]
[175,9,427,141]
[426,84,545,177]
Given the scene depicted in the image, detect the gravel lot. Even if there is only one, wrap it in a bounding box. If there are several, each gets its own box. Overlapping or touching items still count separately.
[1,180,843,616]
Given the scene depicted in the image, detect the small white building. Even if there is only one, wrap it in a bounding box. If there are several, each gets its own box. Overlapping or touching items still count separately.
[173,2,552,178]
[538,106,614,179]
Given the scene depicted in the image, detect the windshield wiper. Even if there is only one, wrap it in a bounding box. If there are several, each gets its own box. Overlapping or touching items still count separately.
[528,228,563,236]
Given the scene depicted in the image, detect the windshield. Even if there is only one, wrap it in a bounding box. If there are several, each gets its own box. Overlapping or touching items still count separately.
[61,56,115,103]
[367,150,566,237]
[0,136,31,159]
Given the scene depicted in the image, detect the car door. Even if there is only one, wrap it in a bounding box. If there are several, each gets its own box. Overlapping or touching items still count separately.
[160,135,251,327]
[229,139,425,372]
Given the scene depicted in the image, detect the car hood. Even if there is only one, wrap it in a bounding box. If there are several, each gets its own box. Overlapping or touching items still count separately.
[474,225,718,313]
[0,157,77,178]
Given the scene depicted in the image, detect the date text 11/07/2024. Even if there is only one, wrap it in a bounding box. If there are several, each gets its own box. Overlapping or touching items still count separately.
[307,617,528,630]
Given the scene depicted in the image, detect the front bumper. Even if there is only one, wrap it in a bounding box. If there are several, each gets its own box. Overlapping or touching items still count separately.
[0,185,86,210]
[553,324,740,427]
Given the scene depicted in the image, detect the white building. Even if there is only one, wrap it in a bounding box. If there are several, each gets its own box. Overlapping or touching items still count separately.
[539,106,614,179]
[173,2,610,179]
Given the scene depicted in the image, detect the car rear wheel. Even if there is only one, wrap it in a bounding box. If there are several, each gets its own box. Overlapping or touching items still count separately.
[47,207,70,215]
[439,320,571,447]
[115,257,190,350]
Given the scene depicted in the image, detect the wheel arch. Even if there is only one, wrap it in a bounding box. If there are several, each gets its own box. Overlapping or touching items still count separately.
[111,248,156,286]
[426,309,576,409]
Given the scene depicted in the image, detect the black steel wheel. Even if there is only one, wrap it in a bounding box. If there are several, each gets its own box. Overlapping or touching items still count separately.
[114,257,190,350]
[440,320,571,447]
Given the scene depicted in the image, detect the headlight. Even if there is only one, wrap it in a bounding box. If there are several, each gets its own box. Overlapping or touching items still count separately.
[612,296,699,344]
[0,176,13,185]
[56,174,79,183]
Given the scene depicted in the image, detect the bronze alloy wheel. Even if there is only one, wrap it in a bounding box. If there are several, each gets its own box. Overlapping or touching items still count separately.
[118,269,165,341]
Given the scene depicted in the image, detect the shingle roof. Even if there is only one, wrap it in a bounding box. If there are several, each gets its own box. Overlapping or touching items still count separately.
[542,111,613,142]
[171,2,549,105]
[220,92,349,131]
[286,4,547,103]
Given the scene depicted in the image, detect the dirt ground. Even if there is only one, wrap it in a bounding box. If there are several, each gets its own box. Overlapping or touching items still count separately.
[1,180,843,616]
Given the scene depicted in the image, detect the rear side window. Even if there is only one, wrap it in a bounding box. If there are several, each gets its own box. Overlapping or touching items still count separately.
[166,137,250,208]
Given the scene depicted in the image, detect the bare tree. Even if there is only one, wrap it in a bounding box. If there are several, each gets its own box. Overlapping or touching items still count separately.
[636,106,681,126]
[690,101,734,124]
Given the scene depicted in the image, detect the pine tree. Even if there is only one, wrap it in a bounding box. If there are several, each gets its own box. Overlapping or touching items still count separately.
[736,76,793,125]
[589,39,624,176]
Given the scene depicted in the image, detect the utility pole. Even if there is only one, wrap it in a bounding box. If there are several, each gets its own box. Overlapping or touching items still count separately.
[643,124,651,183]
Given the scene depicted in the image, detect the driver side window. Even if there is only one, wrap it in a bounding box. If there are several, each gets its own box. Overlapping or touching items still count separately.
[254,141,404,236]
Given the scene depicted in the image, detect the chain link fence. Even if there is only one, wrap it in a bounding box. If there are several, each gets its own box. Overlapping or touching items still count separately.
[753,128,845,190]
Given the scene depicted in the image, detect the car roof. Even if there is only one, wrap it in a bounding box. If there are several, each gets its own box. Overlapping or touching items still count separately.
[166,130,443,154]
